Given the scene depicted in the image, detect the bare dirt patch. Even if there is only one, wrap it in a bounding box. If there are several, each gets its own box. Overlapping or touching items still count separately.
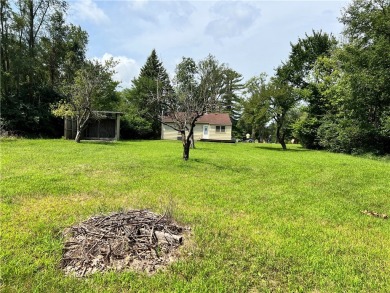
[61,209,190,277]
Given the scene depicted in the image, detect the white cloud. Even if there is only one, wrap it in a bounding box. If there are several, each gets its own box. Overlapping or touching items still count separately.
[126,0,195,28]
[205,2,261,40]
[95,53,140,89]
[71,0,109,24]
[129,0,149,10]
[73,0,348,85]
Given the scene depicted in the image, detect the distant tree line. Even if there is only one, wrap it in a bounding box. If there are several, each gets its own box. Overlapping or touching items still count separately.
[0,0,118,138]
[1,0,389,155]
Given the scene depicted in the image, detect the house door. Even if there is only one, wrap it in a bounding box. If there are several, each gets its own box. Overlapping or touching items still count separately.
[203,125,209,139]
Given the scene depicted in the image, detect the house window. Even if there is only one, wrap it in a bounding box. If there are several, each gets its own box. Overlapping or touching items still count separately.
[216,125,225,133]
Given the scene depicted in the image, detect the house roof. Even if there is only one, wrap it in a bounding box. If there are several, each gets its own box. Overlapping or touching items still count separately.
[163,113,232,126]
[197,113,232,125]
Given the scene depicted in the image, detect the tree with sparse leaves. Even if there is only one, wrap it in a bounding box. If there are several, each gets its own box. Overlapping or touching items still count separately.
[52,59,118,143]
[154,55,226,160]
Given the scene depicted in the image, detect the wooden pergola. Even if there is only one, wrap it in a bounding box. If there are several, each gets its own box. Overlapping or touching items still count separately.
[64,111,122,141]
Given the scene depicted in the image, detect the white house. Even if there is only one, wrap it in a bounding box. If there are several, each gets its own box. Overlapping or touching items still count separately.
[161,113,233,142]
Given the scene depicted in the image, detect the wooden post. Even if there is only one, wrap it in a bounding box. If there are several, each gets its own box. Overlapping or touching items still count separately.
[115,113,120,140]
[72,118,77,139]
[64,117,68,139]
[97,119,100,139]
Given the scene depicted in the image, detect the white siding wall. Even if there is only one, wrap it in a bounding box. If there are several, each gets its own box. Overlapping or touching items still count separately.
[209,125,232,140]
[193,124,204,140]
[162,123,232,140]
[161,124,181,140]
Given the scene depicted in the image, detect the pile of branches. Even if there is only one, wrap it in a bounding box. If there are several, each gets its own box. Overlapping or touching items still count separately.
[61,209,188,277]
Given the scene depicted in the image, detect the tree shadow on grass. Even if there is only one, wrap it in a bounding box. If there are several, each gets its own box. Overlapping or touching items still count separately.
[190,157,253,173]
[82,140,118,146]
[255,145,311,152]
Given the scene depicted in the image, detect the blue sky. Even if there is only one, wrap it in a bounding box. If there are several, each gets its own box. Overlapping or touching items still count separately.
[67,0,351,89]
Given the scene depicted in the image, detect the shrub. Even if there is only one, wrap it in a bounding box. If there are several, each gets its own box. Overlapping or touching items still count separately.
[293,115,322,149]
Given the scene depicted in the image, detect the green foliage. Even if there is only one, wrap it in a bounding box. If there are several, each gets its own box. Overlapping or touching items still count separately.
[50,99,74,117]
[293,113,322,149]
[0,0,88,137]
[317,116,363,154]
[314,0,390,154]
[53,59,119,116]
[51,59,119,142]
[1,139,390,292]
[276,30,337,89]
[239,74,269,139]
[276,31,338,148]
[219,68,243,127]
[117,89,154,139]
[128,49,173,139]
[268,1,390,154]
[266,78,298,149]
[239,75,300,146]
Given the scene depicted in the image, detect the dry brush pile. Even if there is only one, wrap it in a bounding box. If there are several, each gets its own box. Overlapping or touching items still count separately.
[61,209,189,277]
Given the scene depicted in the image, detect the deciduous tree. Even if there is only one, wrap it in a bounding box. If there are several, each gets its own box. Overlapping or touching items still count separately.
[276,30,337,148]
[239,73,269,140]
[315,0,390,154]
[52,59,118,143]
[0,0,88,137]
[266,79,298,150]
[156,55,226,160]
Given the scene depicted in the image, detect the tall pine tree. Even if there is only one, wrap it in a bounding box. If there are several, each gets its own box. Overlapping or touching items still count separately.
[130,49,173,139]
[220,68,243,130]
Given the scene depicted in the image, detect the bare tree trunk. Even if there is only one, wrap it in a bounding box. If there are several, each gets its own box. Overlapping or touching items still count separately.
[276,123,287,150]
[180,131,189,160]
[183,141,190,160]
[75,119,83,143]
[190,133,195,149]
[181,124,197,160]
[75,131,82,143]
[251,125,256,140]
[74,111,90,143]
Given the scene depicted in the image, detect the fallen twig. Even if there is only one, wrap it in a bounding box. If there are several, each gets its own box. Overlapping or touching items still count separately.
[361,210,388,219]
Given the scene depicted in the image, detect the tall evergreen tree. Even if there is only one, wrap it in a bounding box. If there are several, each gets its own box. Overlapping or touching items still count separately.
[130,49,173,138]
[220,68,243,130]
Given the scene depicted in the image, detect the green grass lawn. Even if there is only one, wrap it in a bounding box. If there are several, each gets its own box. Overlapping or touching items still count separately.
[1,139,389,292]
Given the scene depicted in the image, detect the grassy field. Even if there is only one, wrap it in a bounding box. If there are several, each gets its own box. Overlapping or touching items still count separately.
[1,139,389,292]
